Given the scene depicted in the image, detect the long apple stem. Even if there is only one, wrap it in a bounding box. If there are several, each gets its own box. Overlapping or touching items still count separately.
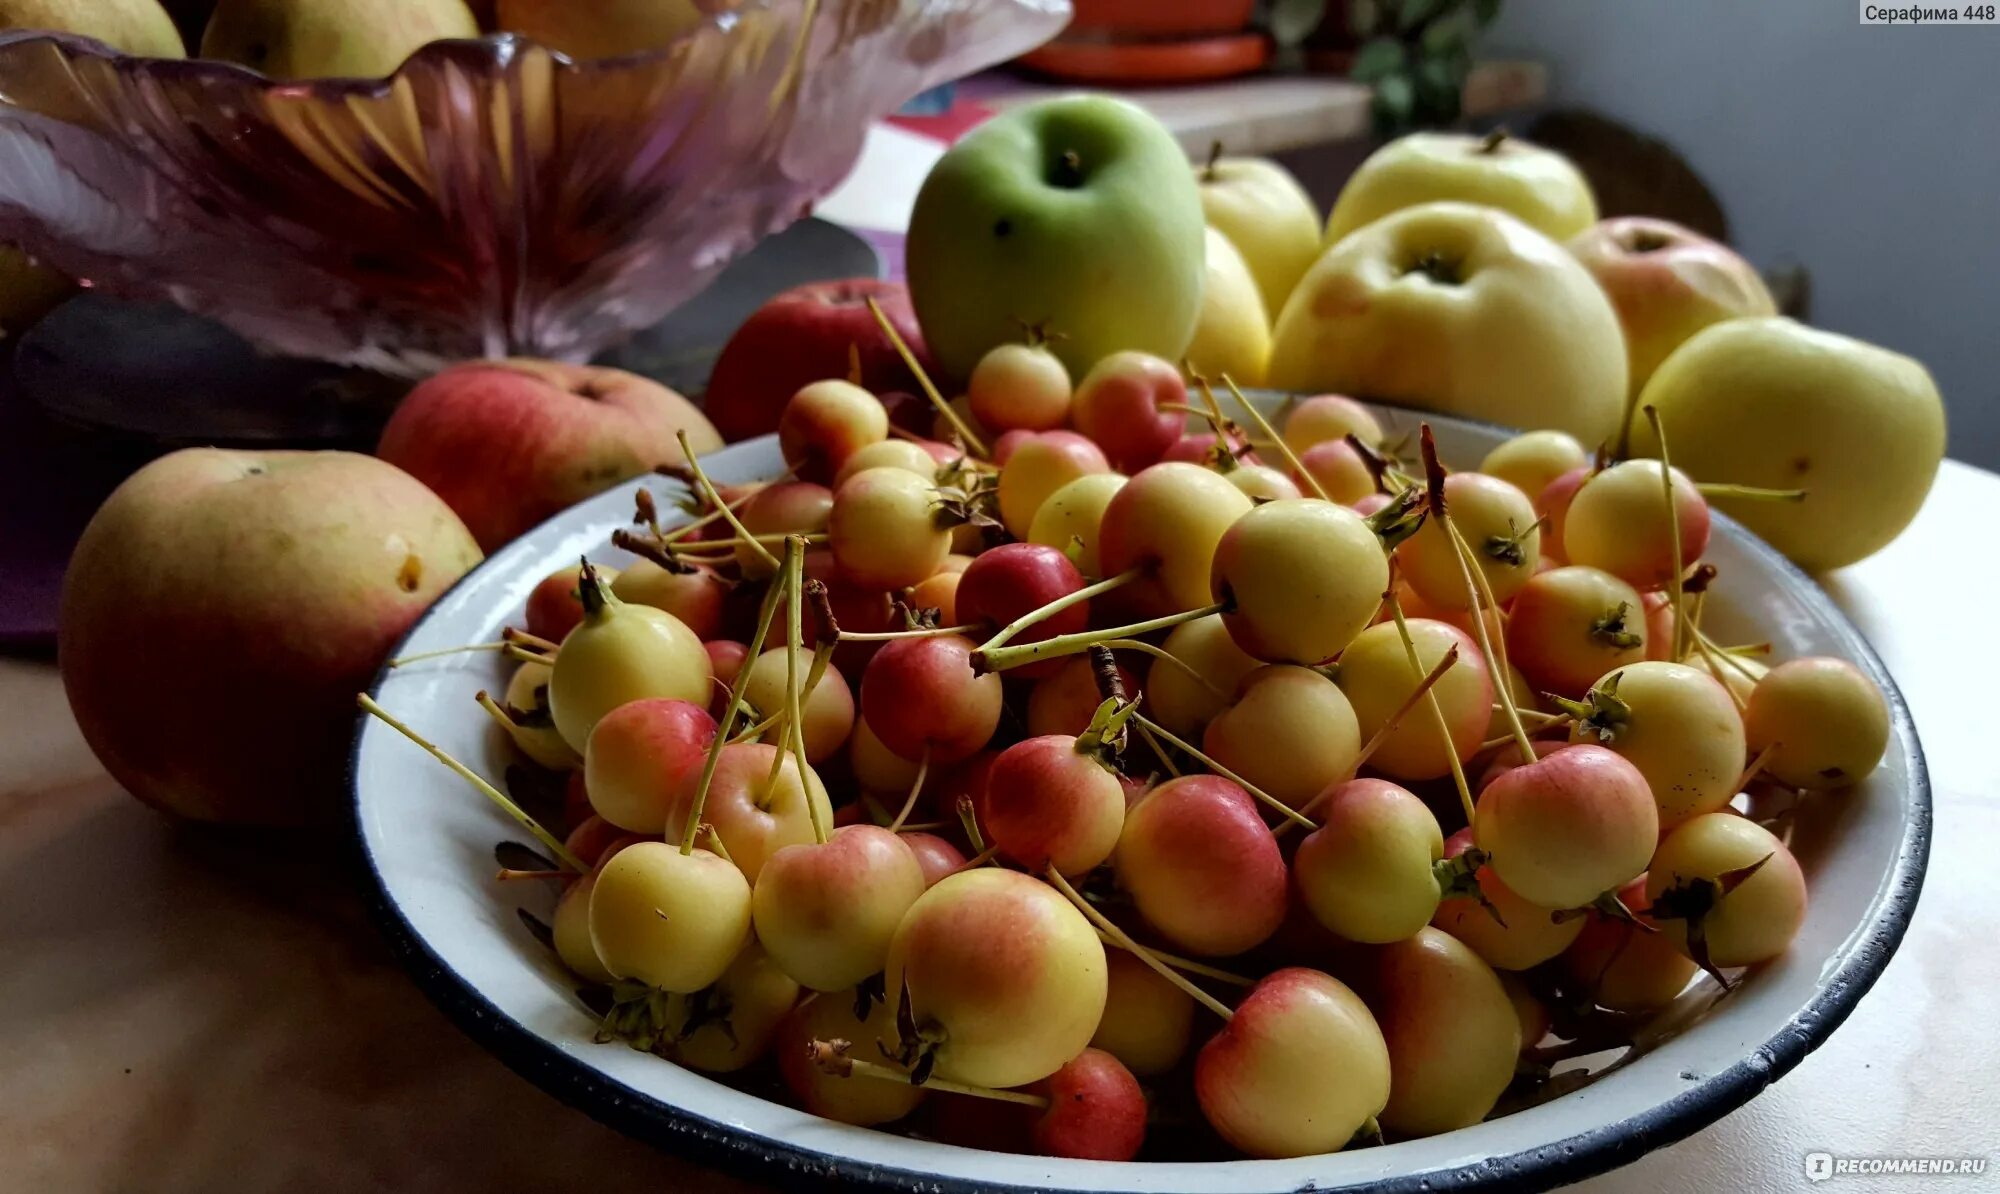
[785,537,826,845]
[885,745,931,833]
[1094,638,1230,702]
[1643,406,1692,663]
[1384,582,1476,826]
[865,297,988,458]
[1281,646,1460,833]
[678,430,780,572]
[680,555,786,855]
[1217,375,1331,503]
[1696,482,1808,503]
[1132,718,1182,777]
[388,641,512,668]
[357,693,586,872]
[1092,928,1253,987]
[1126,710,1316,831]
[811,1042,1047,1106]
[838,623,981,643]
[1046,867,1235,1021]
[975,567,1139,654]
[1734,740,1782,792]
[974,601,1224,675]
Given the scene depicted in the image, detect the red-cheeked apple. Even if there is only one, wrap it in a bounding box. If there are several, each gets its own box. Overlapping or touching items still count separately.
[59,449,481,825]
[1269,201,1627,444]
[376,359,720,551]
[1323,130,1599,247]
[907,95,1207,384]
[1568,216,1776,402]
[1196,153,1322,321]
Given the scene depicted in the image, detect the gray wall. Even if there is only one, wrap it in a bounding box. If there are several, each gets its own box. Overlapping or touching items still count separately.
[1483,1,2000,467]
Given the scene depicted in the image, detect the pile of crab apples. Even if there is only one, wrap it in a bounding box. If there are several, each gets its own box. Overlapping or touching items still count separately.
[365,324,1893,1165]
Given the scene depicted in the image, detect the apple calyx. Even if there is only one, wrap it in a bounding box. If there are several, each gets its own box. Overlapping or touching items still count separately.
[1049,148,1087,189]
[890,979,949,1085]
[933,473,1003,534]
[595,979,680,1052]
[1435,848,1508,928]
[1549,672,1632,743]
[1622,227,1673,254]
[1551,888,1654,931]
[1405,250,1464,286]
[576,558,616,619]
[1365,487,1428,553]
[1590,601,1644,649]
[1647,854,1772,989]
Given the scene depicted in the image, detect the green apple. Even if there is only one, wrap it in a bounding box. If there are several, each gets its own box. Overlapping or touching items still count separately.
[202,0,477,78]
[907,95,1206,383]
[1197,154,1321,321]
[1324,131,1598,248]
[1185,226,1269,386]
[1630,318,1944,572]
[1269,200,1626,444]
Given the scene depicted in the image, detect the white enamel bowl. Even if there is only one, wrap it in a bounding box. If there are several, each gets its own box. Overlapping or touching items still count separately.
[350,403,1927,1192]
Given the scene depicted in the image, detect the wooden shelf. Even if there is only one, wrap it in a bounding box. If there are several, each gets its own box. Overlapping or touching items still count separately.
[959,60,1547,157]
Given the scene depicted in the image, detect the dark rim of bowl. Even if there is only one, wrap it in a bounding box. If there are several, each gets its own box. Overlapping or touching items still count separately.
[347,413,1931,1194]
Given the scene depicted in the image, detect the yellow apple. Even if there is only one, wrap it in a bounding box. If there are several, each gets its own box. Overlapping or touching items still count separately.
[202,0,478,78]
[0,0,184,57]
[1196,155,1321,321]
[1269,201,1626,444]
[1185,227,1270,386]
[1569,217,1776,406]
[1629,317,1944,572]
[1324,131,1597,247]
[495,0,703,59]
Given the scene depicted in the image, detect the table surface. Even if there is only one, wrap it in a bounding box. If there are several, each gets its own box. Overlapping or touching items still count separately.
[4,458,1995,1192]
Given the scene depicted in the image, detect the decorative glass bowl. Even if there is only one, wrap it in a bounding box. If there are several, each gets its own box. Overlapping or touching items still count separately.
[0,1,1067,374]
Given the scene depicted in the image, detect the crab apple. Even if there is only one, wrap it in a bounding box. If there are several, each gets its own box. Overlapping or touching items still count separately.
[1115,775,1287,956]
[1194,968,1390,1159]
[1574,662,1745,827]
[583,698,717,833]
[1362,927,1520,1138]
[1563,876,1696,1011]
[849,716,925,794]
[741,647,855,763]
[1398,472,1540,611]
[732,481,834,580]
[1475,744,1658,910]
[1335,620,1491,781]
[1294,439,1377,505]
[1212,498,1386,664]
[885,868,1108,1088]
[1534,466,1591,565]
[1163,427,1258,466]
[1099,463,1255,618]
[663,941,801,1073]
[993,429,1033,464]
[829,467,951,591]
[1283,394,1385,453]
[1227,464,1303,503]
[611,560,727,639]
[1563,460,1711,591]
[500,658,578,769]
[1203,666,1361,808]
[969,342,1073,433]
[1027,473,1128,577]
[1430,827,1583,969]
[755,825,927,991]
[1070,351,1185,473]
[998,431,1113,540]
[1031,1048,1147,1162]
[549,569,712,753]
[1027,654,1142,738]
[1481,430,1589,508]
[665,743,832,881]
[589,841,750,992]
[553,873,614,984]
[900,832,969,888]
[1641,591,1677,661]
[957,543,1090,678]
[1744,657,1890,790]
[1145,613,1264,738]
[1475,738,1563,795]
[1090,948,1195,1077]
[1490,662,1541,740]
[527,562,616,642]
[1717,654,1769,707]
[778,380,888,484]
[563,815,631,869]
[1500,973,1551,1048]
[777,990,926,1126]
[984,735,1127,876]
[909,572,962,628]
[834,439,941,488]
[1648,813,1808,968]
[1294,780,1445,944]
[861,635,1003,765]
[1506,565,1649,699]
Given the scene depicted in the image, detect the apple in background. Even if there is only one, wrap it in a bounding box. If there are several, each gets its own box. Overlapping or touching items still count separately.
[1184,228,1270,387]
[1568,216,1777,403]
[377,359,720,552]
[907,94,1207,385]
[1323,131,1598,248]
[1630,317,1944,572]
[705,278,935,443]
[1269,201,1627,445]
[494,0,701,58]
[202,0,478,78]
[60,449,481,825]
[1195,153,1322,322]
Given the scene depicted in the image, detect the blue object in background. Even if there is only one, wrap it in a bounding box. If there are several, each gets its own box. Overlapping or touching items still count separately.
[898,81,956,115]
